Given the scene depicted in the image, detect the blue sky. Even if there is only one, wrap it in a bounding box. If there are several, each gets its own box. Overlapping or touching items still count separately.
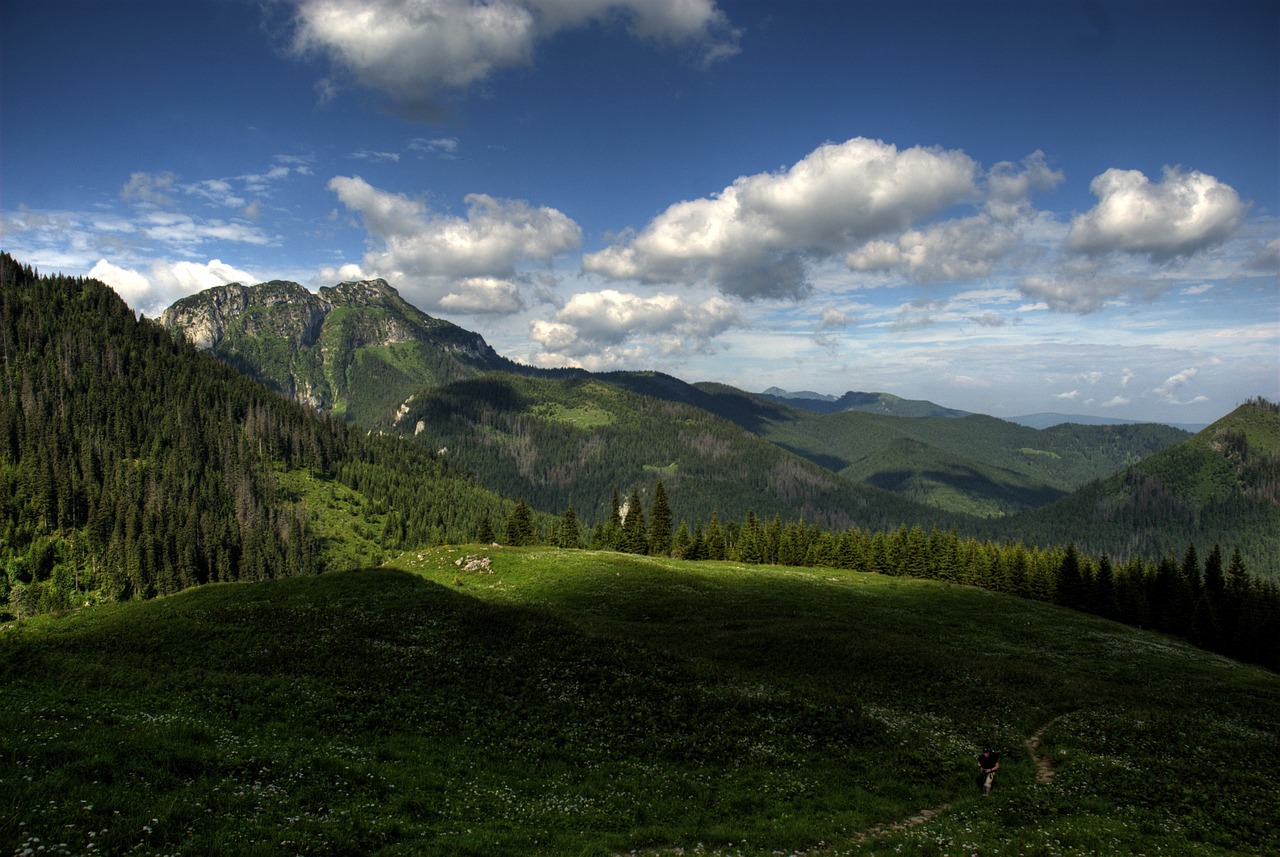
[2,0,1276,424]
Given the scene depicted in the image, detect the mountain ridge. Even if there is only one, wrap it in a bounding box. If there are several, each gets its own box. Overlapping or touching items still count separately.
[1009,411,1208,432]
[1003,398,1280,576]
[759,387,970,418]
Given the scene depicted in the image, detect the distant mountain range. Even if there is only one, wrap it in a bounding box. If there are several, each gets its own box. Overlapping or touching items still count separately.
[152,274,1278,578]
[1007,412,1209,432]
[762,387,1206,432]
[758,387,970,418]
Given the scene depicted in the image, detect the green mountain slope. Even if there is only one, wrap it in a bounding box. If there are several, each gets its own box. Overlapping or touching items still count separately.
[3,550,1277,855]
[1003,399,1280,577]
[693,386,1189,517]
[154,274,1273,576]
[161,277,514,423]
[384,371,950,533]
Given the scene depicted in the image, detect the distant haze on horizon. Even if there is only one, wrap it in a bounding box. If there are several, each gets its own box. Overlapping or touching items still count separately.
[3,0,1276,425]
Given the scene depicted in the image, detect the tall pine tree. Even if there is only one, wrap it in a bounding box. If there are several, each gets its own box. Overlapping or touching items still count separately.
[647,481,672,556]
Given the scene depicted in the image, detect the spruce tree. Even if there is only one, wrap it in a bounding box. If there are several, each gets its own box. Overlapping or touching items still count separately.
[671,520,691,558]
[622,487,647,554]
[1203,543,1226,608]
[1055,544,1085,609]
[558,504,581,549]
[705,512,725,561]
[738,510,763,564]
[689,519,707,561]
[647,481,672,556]
[504,501,536,547]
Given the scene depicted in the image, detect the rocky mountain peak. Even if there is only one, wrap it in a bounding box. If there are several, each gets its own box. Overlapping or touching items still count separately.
[157,274,511,419]
[161,280,326,350]
[319,278,401,309]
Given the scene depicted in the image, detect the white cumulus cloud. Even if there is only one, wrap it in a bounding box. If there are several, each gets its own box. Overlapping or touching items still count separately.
[290,0,738,113]
[1066,166,1245,261]
[439,276,524,313]
[328,174,581,312]
[89,258,258,317]
[529,288,742,368]
[583,137,980,300]
[984,150,1064,221]
[846,215,1019,283]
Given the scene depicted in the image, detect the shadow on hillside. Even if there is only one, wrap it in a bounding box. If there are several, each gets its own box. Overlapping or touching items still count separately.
[599,372,795,434]
[772,441,852,472]
[865,466,1066,511]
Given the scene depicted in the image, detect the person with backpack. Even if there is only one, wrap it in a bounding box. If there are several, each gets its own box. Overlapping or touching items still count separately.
[977,747,1000,793]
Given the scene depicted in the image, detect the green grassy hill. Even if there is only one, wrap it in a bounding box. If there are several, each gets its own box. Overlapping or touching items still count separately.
[3,549,1277,856]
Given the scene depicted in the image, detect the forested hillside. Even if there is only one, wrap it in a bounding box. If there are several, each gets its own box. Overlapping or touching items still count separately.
[1003,399,1280,579]
[693,384,1189,517]
[0,255,521,616]
[385,371,949,533]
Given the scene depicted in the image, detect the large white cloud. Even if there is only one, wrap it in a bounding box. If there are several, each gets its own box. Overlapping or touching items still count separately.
[1016,165,1248,312]
[1066,166,1245,261]
[89,258,259,317]
[583,137,980,300]
[529,288,742,368]
[291,0,738,112]
[328,175,581,312]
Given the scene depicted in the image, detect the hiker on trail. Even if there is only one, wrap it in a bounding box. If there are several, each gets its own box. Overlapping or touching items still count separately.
[977,747,1000,794]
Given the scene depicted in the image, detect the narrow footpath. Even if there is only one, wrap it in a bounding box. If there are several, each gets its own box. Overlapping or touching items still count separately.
[849,714,1062,845]
[1025,719,1059,784]
[621,717,1064,856]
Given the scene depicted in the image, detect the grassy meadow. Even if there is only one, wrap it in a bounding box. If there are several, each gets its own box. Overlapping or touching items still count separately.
[2,547,1277,855]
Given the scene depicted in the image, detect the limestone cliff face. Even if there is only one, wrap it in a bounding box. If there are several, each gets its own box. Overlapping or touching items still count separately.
[159,283,250,350]
[160,277,508,420]
[160,280,326,350]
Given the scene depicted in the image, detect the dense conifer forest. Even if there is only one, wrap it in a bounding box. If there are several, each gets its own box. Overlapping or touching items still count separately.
[2,254,1277,671]
[0,255,518,614]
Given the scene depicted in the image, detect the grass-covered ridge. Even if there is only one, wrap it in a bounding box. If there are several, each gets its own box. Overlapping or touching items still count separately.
[4,548,1277,856]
